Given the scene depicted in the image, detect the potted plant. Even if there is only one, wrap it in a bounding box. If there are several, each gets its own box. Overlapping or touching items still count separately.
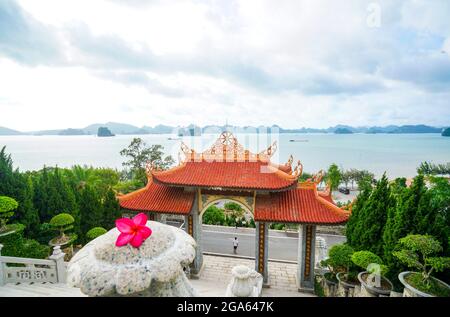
[321,244,357,296]
[49,213,78,249]
[352,250,393,297]
[393,234,450,297]
[0,196,19,236]
[320,258,338,287]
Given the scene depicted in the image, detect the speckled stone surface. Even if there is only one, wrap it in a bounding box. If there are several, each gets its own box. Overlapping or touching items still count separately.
[67,221,198,297]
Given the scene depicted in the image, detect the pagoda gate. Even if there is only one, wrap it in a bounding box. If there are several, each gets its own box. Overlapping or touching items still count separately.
[118,132,350,292]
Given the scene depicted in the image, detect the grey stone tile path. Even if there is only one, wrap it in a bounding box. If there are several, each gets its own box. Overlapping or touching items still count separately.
[196,255,315,297]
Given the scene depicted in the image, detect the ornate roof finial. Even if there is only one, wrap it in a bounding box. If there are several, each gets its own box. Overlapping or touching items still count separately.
[292,160,303,178]
[287,155,294,166]
[259,141,277,158]
[310,170,325,185]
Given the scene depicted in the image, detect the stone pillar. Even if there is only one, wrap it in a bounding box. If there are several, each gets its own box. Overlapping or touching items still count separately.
[297,224,316,292]
[49,246,66,284]
[0,244,4,286]
[189,193,203,277]
[255,222,269,286]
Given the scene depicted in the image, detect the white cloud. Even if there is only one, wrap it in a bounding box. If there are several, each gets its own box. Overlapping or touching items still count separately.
[1,0,450,131]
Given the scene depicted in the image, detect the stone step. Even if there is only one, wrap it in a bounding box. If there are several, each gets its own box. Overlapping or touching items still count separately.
[22,283,83,296]
[0,285,42,297]
[26,283,85,296]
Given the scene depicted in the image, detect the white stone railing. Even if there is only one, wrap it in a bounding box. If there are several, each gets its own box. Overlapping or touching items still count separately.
[0,244,66,286]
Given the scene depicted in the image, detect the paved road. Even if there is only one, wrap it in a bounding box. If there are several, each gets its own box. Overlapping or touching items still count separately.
[201,226,346,262]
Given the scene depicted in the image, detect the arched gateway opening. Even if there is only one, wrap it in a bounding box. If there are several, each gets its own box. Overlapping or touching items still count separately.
[118,132,351,292]
[200,196,256,259]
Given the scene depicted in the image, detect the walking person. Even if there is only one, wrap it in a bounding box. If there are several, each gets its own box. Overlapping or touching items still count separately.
[233,237,239,254]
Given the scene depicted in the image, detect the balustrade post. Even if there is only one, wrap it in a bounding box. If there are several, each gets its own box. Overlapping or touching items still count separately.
[0,244,4,286]
[49,246,66,284]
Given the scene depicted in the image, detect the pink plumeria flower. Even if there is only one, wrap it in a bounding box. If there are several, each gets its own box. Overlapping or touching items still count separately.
[115,213,152,248]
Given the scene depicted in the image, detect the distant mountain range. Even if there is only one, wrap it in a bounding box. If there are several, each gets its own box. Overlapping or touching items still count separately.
[0,122,447,136]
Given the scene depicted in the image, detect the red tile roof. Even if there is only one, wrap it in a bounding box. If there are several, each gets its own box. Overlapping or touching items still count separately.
[254,184,350,224]
[118,180,195,214]
[151,160,297,190]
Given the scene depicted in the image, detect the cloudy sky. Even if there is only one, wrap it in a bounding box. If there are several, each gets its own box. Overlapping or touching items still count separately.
[1,0,449,131]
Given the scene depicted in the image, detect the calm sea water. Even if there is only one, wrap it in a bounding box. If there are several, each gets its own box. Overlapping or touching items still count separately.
[0,133,449,178]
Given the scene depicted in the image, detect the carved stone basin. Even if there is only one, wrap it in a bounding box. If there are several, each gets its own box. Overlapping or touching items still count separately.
[67,221,197,297]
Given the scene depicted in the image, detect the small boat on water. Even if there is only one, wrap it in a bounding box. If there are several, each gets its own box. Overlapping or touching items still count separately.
[168,137,181,141]
[289,139,309,142]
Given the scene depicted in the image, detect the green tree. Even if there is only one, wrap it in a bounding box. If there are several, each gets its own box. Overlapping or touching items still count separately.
[0,148,40,237]
[202,205,225,225]
[418,161,450,176]
[49,213,75,241]
[120,138,174,184]
[19,176,40,237]
[385,175,429,257]
[102,188,122,229]
[79,185,103,242]
[348,174,392,256]
[321,244,355,279]
[345,179,372,247]
[0,147,17,196]
[0,224,50,259]
[0,196,18,232]
[341,170,351,188]
[326,163,341,191]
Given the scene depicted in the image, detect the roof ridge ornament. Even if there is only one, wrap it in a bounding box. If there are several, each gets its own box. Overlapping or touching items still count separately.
[318,182,331,197]
[292,160,303,178]
[307,170,324,185]
[259,141,277,158]
[287,155,294,166]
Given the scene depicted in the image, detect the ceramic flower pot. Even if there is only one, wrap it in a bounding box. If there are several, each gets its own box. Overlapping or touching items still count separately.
[399,271,450,297]
[322,272,338,297]
[357,271,393,297]
[336,272,360,297]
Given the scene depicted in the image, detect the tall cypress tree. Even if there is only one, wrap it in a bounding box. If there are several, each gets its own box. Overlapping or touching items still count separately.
[20,176,40,238]
[345,179,372,247]
[349,174,392,256]
[0,147,40,237]
[391,175,427,243]
[382,175,437,290]
[79,185,103,242]
[0,147,16,195]
[102,188,122,229]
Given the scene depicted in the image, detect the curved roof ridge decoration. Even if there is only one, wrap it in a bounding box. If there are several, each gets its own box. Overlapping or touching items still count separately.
[117,171,195,214]
[146,132,304,190]
[179,131,277,163]
[311,182,351,218]
[317,182,331,198]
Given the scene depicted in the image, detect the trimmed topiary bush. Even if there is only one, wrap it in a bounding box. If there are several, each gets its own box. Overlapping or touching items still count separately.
[321,244,355,282]
[0,196,19,232]
[394,234,450,296]
[49,213,77,245]
[86,227,107,241]
[50,213,74,237]
[352,251,387,275]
